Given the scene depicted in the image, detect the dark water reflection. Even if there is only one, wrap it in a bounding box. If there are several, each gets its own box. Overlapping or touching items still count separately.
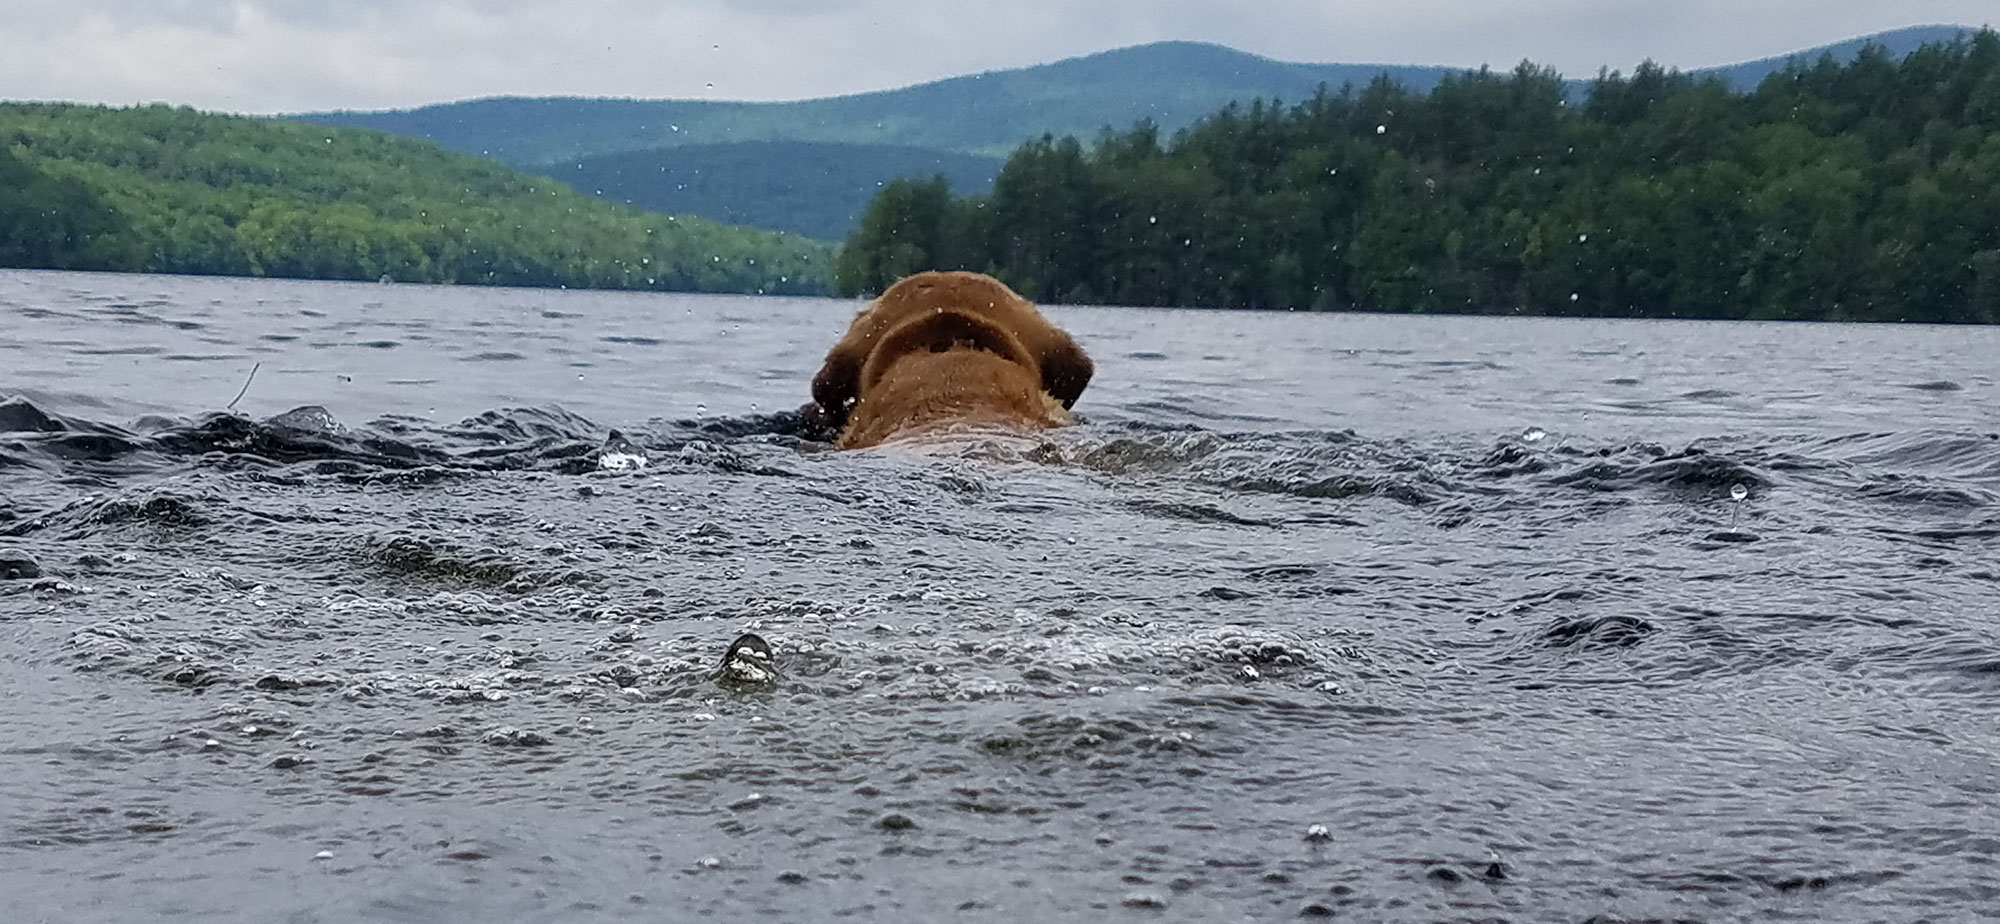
[3,269,1999,922]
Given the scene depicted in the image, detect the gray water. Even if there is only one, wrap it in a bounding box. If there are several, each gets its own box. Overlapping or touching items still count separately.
[3,268,1999,922]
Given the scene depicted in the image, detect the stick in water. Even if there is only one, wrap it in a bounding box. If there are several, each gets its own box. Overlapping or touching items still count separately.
[227,362,263,411]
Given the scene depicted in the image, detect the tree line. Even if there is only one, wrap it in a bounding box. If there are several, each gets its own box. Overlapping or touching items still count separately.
[0,103,831,294]
[838,31,2000,322]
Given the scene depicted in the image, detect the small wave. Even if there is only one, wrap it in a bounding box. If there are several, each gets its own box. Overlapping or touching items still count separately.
[1123,498,1276,527]
[0,396,76,433]
[73,346,167,356]
[1061,426,1438,505]
[1814,431,2000,481]
[1540,614,1659,650]
[1858,479,1995,508]
[1543,443,1768,492]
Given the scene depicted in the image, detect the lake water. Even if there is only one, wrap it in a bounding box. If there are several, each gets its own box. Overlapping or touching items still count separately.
[3,268,1998,922]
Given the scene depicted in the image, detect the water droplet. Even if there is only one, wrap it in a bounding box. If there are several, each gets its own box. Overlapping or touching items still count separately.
[1375,124,1386,135]
[1521,427,1546,443]
[1577,233,1589,243]
[1569,293,1579,302]
[1727,482,1751,532]
[1148,215,1158,224]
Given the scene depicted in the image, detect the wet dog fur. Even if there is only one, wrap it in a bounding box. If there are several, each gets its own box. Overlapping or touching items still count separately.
[809,271,1092,449]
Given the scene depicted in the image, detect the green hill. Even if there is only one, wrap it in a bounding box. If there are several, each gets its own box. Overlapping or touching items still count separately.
[0,103,830,292]
[540,141,1002,242]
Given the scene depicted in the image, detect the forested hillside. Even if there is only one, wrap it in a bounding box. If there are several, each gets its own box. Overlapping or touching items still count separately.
[838,32,2000,323]
[0,103,830,293]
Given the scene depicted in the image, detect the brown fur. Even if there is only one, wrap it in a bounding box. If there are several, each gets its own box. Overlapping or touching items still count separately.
[811,271,1093,449]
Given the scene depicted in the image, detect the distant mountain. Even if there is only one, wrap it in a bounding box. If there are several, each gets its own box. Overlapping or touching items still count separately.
[1701,24,1978,90]
[297,42,1465,165]
[538,141,1002,242]
[294,26,1982,241]
[296,28,1981,167]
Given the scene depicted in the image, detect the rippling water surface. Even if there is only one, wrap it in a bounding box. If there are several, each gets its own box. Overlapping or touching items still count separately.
[3,269,1998,922]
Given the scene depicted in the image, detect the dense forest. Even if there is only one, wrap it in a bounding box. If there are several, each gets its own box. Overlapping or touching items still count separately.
[838,31,2000,323]
[0,103,831,293]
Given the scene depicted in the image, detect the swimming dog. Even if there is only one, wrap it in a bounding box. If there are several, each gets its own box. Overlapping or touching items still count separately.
[809,271,1092,449]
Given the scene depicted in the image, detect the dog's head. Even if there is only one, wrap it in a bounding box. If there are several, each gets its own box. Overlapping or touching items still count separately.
[810,271,1093,432]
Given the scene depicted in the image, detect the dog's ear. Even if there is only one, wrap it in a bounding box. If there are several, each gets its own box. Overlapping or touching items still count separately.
[811,348,862,429]
[1039,333,1094,409]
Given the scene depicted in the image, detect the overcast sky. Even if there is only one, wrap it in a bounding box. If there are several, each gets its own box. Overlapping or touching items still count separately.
[1,1,1991,114]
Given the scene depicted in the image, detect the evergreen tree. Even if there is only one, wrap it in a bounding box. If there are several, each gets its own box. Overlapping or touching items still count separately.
[839,28,2000,322]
